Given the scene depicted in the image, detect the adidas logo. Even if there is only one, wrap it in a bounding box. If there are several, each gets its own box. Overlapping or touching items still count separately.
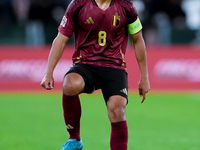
[84,17,94,24]
[66,124,74,129]
[120,88,128,95]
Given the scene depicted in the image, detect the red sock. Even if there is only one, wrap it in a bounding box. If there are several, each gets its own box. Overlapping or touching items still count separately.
[110,121,128,150]
[62,93,81,141]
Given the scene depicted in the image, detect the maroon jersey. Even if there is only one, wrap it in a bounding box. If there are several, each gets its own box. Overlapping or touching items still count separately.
[58,0,139,70]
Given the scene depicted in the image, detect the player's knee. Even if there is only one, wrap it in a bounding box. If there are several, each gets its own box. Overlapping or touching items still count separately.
[108,108,126,123]
[113,107,125,119]
[62,73,85,96]
[107,96,127,122]
[62,82,75,96]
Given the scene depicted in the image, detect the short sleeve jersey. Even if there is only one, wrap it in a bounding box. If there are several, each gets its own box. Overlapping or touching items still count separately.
[58,0,141,70]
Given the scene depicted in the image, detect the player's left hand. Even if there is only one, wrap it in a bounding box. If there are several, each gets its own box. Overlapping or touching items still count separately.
[138,77,150,103]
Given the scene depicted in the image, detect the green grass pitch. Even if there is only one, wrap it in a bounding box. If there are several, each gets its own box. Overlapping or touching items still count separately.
[0,92,200,150]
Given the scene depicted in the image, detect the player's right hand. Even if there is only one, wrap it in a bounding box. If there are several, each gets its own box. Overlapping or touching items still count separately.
[40,74,54,90]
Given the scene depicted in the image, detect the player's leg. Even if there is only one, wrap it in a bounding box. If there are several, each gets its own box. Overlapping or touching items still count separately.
[99,66,128,150]
[107,96,128,150]
[60,64,97,150]
[62,72,84,140]
[60,73,84,150]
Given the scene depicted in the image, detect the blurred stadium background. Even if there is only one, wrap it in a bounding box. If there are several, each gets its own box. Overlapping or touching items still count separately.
[0,0,200,150]
[0,0,200,91]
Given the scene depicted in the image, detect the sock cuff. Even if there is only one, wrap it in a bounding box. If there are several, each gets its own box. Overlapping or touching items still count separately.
[62,93,79,103]
[111,120,127,130]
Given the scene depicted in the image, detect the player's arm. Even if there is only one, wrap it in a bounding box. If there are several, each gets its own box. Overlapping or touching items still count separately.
[41,32,69,90]
[130,31,150,103]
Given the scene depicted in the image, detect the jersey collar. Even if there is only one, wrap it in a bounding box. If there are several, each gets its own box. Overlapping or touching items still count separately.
[91,0,115,7]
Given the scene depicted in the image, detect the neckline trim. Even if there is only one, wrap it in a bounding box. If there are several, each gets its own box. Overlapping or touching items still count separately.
[91,0,115,7]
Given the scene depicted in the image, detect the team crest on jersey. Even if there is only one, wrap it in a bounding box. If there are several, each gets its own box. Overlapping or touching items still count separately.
[61,16,67,27]
[112,14,120,27]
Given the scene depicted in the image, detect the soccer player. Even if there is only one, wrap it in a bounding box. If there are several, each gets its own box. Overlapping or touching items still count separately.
[41,0,150,149]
